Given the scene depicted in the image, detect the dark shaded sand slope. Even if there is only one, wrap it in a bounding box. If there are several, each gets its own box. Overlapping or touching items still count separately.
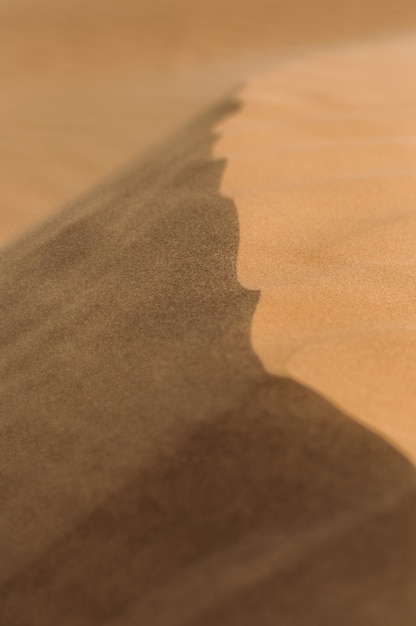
[1,100,416,625]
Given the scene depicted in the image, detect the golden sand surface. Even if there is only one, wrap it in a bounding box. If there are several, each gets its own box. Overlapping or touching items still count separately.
[215,37,416,464]
[1,0,416,245]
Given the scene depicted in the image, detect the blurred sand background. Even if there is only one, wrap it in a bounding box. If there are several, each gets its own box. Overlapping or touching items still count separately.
[2,0,416,245]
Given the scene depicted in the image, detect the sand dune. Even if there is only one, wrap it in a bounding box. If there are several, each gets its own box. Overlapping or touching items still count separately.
[1,96,416,625]
[2,2,416,624]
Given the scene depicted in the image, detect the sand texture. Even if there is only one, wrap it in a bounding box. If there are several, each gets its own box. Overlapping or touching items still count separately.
[215,37,416,464]
[0,91,415,626]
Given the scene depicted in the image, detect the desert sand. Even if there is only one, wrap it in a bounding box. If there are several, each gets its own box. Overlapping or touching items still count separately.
[1,94,416,626]
[215,37,416,464]
[1,1,416,625]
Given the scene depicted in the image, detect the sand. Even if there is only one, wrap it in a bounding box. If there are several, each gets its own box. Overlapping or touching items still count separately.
[215,37,416,464]
[1,96,416,626]
[2,0,416,245]
[2,1,416,624]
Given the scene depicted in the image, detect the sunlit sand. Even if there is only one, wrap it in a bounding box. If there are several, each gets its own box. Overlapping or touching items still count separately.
[216,37,416,463]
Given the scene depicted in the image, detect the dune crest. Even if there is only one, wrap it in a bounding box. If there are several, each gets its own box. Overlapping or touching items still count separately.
[215,37,416,464]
